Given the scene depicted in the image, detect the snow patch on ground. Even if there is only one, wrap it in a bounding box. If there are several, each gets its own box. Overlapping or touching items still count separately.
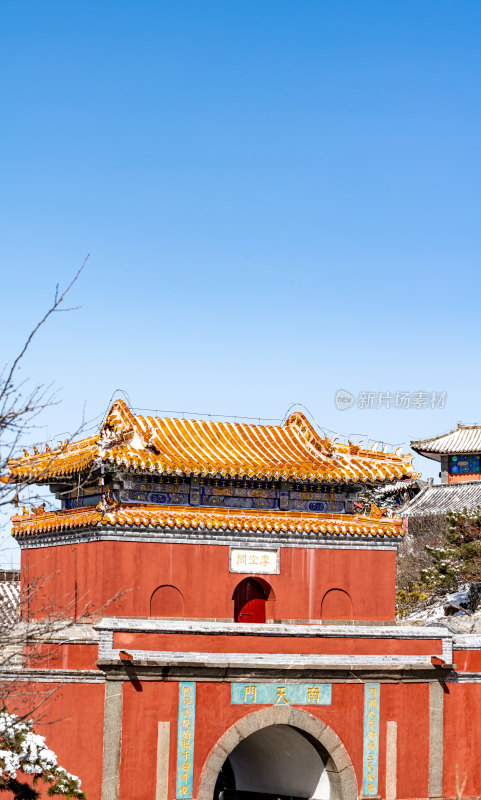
[405,585,470,621]
[401,584,481,632]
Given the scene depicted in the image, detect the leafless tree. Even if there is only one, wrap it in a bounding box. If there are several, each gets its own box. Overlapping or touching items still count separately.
[0,258,102,720]
[0,258,89,514]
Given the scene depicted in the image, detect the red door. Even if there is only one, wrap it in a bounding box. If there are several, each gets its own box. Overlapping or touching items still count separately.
[234,578,267,623]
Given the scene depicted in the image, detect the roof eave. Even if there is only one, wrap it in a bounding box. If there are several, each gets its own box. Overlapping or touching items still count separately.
[410,448,442,462]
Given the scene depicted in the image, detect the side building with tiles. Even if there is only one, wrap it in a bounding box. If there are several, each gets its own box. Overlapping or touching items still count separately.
[5,400,481,800]
[406,423,481,530]
[411,423,481,485]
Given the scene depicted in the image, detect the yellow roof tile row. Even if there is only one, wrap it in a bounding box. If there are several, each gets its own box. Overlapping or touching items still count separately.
[8,400,415,485]
[11,502,404,539]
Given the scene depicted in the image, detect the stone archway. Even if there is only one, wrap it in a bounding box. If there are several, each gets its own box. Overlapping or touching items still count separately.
[197,706,357,800]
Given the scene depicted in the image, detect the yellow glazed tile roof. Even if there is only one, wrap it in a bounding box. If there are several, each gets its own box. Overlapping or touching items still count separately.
[8,400,415,484]
[11,502,404,539]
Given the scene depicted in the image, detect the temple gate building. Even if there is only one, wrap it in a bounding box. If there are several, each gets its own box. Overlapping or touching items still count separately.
[6,401,481,800]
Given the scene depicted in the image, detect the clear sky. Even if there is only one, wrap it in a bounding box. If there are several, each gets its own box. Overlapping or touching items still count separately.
[1,1,480,561]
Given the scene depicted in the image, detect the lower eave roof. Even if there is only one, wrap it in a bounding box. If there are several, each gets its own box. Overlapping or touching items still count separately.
[11,503,404,539]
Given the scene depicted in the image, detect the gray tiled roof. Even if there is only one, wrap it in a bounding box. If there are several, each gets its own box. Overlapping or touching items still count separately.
[403,481,481,517]
[377,478,425,496]
[411,424,481,459]
[0,578,19,626]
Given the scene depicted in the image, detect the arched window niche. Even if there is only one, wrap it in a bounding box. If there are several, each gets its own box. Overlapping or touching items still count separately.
[320,588,353,621]
[150,584,184,618]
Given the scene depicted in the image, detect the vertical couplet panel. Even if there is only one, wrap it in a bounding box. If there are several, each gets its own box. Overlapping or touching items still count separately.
[363,683,380,797]
[176,682,196,799]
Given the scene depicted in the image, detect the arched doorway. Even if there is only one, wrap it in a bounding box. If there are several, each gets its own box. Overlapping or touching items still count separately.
[233,578,269,623]
[198,707,357,800]
[214,725,330,800]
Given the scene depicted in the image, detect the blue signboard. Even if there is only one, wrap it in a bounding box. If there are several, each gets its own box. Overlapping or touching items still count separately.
[231,683,331,705]
[176,682,196,799]
[362,683,380,796]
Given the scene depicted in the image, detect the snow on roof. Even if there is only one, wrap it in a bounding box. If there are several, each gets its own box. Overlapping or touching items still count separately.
[0,572,20,626]
[403,480,481,517]
[411,424,481,461]
[9,399,415,485]
[11,502,404,540]
[377,478,425,496]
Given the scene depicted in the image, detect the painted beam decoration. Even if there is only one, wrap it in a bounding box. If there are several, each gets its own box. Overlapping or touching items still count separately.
[449,454,480,474]
[231,683,332,705]
[363,683,380,796]
[176,682,196,799]
[113,475,354,513]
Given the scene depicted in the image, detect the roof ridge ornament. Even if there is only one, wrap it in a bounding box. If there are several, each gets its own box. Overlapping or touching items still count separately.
[97,399,140,449]
[143,423,161,455]
[284,412,334,457]
[97,489,118,514]
[370,503,387,518]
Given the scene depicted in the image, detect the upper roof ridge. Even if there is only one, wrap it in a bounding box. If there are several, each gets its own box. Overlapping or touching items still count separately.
[8,400,415,485]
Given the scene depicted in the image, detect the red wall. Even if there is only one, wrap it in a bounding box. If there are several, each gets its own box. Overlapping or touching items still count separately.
[21,540,397,622]
[453,650,481,672]
[5,667,481,800]
[448,472,481,484]
[23,642,100,670]
[0,682,104,800]
[14,536,481,800]
[444,682,481,797]
[117,679,436,800]
[118,679,367,800]
[113,631,442,656]
[378,683,431,798]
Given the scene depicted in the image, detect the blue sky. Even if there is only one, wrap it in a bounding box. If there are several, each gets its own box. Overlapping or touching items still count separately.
[1,1,480,559]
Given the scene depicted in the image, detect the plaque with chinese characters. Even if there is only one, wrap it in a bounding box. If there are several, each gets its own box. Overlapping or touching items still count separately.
[231,683,332,705]
[230,547,279,574]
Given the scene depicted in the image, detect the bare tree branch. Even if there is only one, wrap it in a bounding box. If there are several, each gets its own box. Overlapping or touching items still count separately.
[0,258,89,514]
[0,256,88,409]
